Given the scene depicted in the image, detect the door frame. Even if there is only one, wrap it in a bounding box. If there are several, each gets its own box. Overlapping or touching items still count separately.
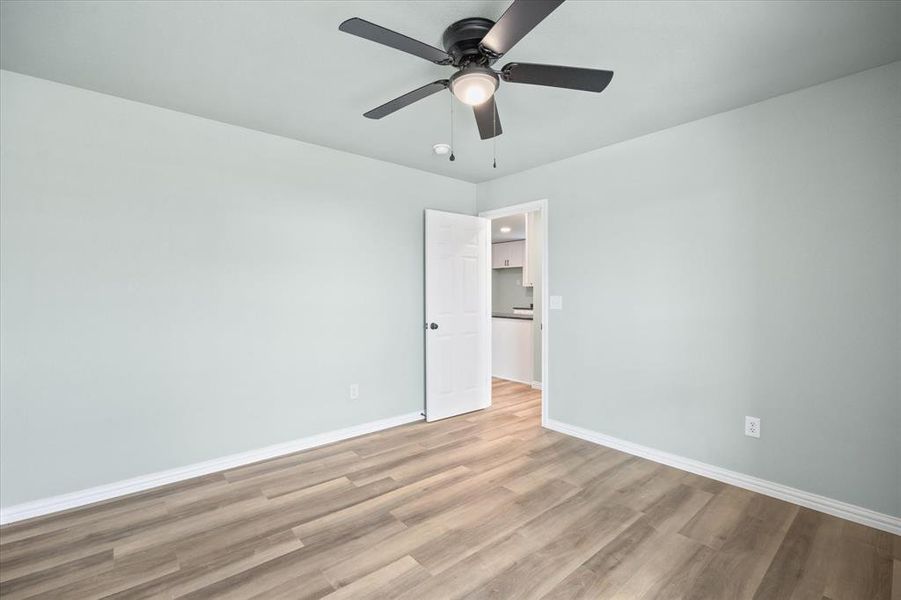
[479,199,549,427]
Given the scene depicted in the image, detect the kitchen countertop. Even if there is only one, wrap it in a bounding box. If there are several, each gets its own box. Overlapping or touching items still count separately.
[492,312,533,321]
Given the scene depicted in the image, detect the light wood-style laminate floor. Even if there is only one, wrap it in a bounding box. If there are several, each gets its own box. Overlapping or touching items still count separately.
[1,379,898,599]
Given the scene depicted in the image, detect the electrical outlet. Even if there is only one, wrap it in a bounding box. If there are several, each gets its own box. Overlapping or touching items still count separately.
[349,384,359,400]
[745,416,760,438]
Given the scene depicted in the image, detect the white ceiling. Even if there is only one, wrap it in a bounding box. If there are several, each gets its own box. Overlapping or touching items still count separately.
[491,213,526,243]
[2,1,900,183]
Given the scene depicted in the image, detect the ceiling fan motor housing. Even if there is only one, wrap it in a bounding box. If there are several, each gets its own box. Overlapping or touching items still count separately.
[441,18,498,66]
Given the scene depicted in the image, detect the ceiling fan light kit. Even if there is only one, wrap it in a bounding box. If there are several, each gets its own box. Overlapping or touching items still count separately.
[449,66,498,106]
[338,0,613,143]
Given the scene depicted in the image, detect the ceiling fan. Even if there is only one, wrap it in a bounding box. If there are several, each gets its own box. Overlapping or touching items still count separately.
[338,0,613,140]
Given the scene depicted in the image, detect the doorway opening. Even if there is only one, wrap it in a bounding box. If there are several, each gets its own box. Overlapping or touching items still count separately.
[479,200,549,426]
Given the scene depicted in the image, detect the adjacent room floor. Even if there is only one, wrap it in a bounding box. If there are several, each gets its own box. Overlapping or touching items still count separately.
[0,380,897,599]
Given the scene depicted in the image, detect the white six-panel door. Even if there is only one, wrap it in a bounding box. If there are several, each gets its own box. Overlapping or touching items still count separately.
[424,209,491,422]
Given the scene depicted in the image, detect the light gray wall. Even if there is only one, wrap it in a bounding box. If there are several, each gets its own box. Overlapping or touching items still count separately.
[492,266,533,313]
[478,62,901,517]
[0,70,475,507]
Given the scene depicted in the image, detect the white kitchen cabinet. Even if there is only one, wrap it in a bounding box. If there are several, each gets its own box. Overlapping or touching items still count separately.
[492,240,525,269]
[492,317,533,384]
[491,243,507,269]
[507,240,524,268]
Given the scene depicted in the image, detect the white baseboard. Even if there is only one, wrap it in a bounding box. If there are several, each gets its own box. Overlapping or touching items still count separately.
[0,411,424,526]
[545,418,901,536]
[531,381,542,390]
[492,375,532,386]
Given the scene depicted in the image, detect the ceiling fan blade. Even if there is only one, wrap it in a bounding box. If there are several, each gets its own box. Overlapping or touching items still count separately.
[364,80,449,120]
[473,97,502,140]
[501,62,614,92]
[339,18,453,65]
[480,0,565,58]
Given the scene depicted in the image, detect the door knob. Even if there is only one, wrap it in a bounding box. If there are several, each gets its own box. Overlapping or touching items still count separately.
[429,323,439,330]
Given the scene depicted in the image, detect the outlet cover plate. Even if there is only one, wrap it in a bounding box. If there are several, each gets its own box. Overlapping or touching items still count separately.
[745,416,760,438]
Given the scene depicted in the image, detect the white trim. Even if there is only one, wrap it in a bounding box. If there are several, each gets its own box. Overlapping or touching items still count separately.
[531,381,542,390]
[0,411,423,526]
[492,375,533,386]
[479,199,549,428]
[546,418,901,536]
[480,199,546,216]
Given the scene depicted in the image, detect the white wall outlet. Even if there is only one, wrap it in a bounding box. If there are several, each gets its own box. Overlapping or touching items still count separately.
[549,295,563,310]
[745,416,760,438]
[349,384,359,400]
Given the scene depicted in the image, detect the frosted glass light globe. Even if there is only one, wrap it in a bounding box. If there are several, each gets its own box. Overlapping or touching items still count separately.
[450,67,499,106]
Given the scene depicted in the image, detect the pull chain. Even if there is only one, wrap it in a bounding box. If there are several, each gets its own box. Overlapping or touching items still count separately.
[449,93,456,162]
[492,98,497,169]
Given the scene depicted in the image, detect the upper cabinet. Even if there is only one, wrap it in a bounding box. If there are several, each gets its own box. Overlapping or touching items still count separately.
[492,240,525,269]
[491,242,510,268]
[491,243,506,269]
